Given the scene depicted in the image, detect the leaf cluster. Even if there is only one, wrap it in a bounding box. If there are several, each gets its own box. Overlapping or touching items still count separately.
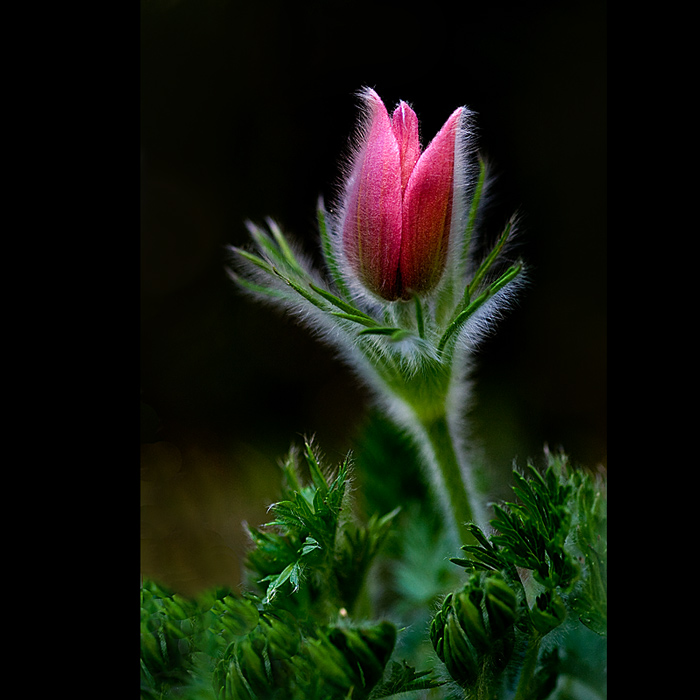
[140,579,261,700]
[141,441,440,700]
[434,451,607,698]
[245,441,399,619]
[452,453,606,627]
[212,610,400,700]
[473,463,579,591]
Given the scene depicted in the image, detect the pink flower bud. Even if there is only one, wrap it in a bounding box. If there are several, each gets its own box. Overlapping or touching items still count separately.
[341,89,464,301]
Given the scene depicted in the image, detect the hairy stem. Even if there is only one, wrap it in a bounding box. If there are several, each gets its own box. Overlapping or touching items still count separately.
[407,412,482,547]
[513,632,543,700]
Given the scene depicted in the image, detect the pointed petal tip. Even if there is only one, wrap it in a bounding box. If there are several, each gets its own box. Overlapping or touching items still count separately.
[357,86,384,108]
[391,100,419,134]
[442,105,467,133]
[392,99,417,120]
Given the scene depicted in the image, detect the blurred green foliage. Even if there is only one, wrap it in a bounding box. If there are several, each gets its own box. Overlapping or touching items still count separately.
[141,441,443,699]
[141,442,605,699]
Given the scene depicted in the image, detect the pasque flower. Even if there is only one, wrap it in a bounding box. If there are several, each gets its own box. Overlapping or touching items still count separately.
[340,88,465,301]
[229,88,523,545]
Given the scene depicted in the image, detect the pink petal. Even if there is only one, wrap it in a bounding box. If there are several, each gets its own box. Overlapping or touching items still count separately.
[400,107,463,296]
[391,101,421,197]
[342,89,403,300]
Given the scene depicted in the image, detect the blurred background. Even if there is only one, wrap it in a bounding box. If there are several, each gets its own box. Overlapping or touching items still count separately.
[140,0,606,596]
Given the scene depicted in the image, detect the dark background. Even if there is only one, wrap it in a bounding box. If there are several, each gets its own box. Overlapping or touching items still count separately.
[140,0,606,594]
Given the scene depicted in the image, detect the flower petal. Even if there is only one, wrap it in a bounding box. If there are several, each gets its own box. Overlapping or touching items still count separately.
[400,107,463,296]
[391,101,421,197]
[342,89,403,300]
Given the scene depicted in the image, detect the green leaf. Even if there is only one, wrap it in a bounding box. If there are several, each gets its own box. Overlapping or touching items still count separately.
[300,537,321,557]
[262,561,298,601]
[465,523,497,552]
[358,327,413,342]
[317,200,352,300]
[330,311,379,327]
[490,262,523,295]
[273,268,329,311]
[437,287,491,354]
[465,217,514,300]
[490,504,518,534]
[232,246,275,274]
[309,282,377,324]
[449,557,480,569]
[413,294,425,339]
[459,156,488,267]
[228,269,289,301]
[442,262,522,352]
[268,219,304,273]
[455,524,506,572]
[246,219,308,279]
[453,546,501,572]
[247,222,286,263]
[304,441,329,493]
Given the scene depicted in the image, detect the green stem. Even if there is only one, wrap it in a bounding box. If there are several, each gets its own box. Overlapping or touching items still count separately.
[409,412,481,547]
[513,632,543,700]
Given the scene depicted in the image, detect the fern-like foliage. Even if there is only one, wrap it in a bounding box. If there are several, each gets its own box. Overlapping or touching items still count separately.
[433,450,607,699]
[141,444,605,700]
[140,579,261,700]
[141,440,440,700]
[245,441,400,620]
